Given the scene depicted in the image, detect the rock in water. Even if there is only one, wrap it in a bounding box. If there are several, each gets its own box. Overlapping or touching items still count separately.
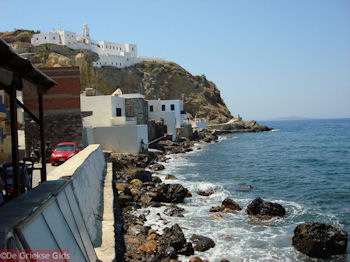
[292,222,348,258]
[221,198,241,211]
[153,184,188,203]
[190,234,215,252]
[246,197,286,218]
[164,206,185,217]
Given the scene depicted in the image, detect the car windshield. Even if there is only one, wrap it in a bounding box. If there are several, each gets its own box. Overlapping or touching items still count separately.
[55,145,74,152]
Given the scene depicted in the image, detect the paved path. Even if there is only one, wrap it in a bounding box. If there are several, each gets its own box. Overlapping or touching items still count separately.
[32,163,58,188]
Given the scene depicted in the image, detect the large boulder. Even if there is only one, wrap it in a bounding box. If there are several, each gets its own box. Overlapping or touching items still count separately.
[221,198,241,211]
[153,184,188,203]
[292,222,348,258]
[190,234,215,252]
[246,197,286,218]
[158,224,194,255]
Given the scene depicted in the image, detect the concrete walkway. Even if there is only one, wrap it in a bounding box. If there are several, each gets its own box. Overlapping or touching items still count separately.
[95,162,115,261]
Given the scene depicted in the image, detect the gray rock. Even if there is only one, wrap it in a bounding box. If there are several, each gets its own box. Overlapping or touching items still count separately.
[246,197,285,217]
[292,222,348,258]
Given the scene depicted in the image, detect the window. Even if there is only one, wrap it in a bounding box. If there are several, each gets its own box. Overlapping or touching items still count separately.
[116,108,122,116]
[171,104,175,111]
[44,36,46,39]
[150,105,154,112]
[53,37,55,40]
[36,38,38,40]
[127,58,129,62]
[162,105,166,111]
[132,48,134,51]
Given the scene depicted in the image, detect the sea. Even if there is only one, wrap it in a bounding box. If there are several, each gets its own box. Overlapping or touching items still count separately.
[140,118,350,262]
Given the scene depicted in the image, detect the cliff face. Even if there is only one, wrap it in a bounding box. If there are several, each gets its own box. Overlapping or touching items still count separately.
[1,30,233,123]
[86,62,233,123]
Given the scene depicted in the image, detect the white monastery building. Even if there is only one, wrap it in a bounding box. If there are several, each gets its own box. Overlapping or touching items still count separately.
[31,24,164,68]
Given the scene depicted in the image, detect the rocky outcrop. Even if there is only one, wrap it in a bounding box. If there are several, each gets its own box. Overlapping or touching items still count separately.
[292,222,348,258]
[246,197,286,218]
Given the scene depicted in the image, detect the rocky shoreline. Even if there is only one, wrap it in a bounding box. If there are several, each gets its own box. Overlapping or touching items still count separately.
[110,129,348,261]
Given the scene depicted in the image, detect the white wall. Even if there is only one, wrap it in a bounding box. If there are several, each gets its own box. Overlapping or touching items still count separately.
[31,32,61,45]
[81,94,129,127]
[48,144,106,246]
[85,125,148,153]
[147,99,184,128]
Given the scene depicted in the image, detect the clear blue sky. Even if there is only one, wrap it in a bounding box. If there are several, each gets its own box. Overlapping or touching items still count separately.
[1,0,349,120]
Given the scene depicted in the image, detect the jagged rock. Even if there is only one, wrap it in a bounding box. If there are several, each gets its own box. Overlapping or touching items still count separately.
[246,197,286,218]
[155,246,178,260]
[130,179,142,186]
[137,240,157,253]
[153,184,188,203]
[292,222,348,258]
[127,224,148,236]
[177,242,195,256]
[152,176,162,183]
[164,206,185,217]
[190,234,215,252]
[197,188,214,196]
[209,206,222,212]
[116,183,131,195]
[221,198,241,211]
[133,170,153,182]
[165,174,176,180]
[118,194,133,207]
[151,163,165,171]
[159,224,187,251]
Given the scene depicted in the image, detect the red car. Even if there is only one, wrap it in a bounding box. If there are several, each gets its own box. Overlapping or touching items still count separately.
[50,142,80,166]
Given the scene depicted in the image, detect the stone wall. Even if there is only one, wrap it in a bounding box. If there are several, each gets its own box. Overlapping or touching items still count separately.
[125,98,148,125]
[25,113,83,155]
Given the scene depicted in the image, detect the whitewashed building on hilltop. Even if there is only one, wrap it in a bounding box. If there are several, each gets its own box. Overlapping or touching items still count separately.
[31,24,164,68]
[80,89,148,153]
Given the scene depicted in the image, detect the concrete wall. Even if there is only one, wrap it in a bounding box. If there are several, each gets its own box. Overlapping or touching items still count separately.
[48,144,106,245]
[84,125,148,153]
[0,181,98,261]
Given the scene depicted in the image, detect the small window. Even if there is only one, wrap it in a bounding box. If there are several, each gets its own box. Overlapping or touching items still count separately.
[53,37,55,40]
[161,105,166,111]
[127,58,129,62]
[44,36,46,39]
[116,108,122,116]
[36,38,38,40]
[171,104,175,111]
[132,48,134,51]
[150,105,154,112]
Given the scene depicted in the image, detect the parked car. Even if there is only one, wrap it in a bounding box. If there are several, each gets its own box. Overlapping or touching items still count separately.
[50,142,80,166]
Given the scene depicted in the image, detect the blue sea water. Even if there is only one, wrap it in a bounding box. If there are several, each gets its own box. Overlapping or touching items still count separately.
[143,118,350,261]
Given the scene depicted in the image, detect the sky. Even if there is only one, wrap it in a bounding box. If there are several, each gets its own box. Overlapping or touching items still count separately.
[1,0,349,120]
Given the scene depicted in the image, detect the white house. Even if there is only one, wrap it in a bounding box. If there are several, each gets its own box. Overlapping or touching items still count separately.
[147,99,186,140]
[80,90,148,153]
[31,24,164,69]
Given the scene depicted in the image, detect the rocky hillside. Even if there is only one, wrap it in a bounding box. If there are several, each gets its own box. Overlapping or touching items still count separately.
[1,29,233,124]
